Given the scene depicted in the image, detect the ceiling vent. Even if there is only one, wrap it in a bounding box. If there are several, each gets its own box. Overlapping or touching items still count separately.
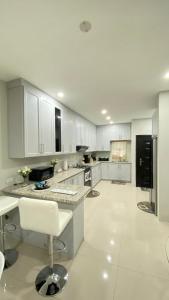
[79,21,92,32]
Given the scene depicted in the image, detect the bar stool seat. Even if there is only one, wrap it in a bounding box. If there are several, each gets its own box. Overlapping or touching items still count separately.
[0,196,18,269]
[0,251,4,280]
[19,197,72,297]
[57,210,73,236]
[0,196,18,216]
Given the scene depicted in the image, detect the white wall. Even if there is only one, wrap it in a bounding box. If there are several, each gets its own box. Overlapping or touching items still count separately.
[0,81,82,190]
[158,92,169,221]
[131,118,152,185]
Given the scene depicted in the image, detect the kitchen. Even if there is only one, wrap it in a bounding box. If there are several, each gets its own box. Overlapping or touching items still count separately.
[1,1,169,299]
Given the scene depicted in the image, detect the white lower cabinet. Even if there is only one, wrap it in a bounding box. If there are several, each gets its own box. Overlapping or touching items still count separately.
[101,163,110,180]
[118,164,131,181]
[91,164,101,187]
[101,163,131,181]
[62,172,84,186]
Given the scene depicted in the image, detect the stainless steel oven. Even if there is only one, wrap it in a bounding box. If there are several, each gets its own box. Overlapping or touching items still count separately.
[84,167,92,186]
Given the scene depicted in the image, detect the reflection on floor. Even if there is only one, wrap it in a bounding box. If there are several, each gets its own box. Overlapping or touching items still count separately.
[1,181,169,300]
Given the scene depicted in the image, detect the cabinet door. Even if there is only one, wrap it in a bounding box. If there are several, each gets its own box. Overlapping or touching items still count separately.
[96,126,103,151]
[97,126,110,151]
[39,99,55,155]
[24,90,40,157]
[75,115,83,145]
[119,164,131,181]
[77,173,84,185]
[109,164,119,180]
[62,107,75,153]
[118,124,131,140]
[101,163,110,180]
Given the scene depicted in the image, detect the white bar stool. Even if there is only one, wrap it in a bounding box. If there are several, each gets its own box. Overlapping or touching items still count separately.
[0,251,4,280]
[0,196,18,269]
[19,197,72,297]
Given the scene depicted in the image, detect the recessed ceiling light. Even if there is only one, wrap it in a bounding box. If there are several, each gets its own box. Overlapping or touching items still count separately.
[101,109,107,115]
[164,72,169,79]
[57,92,64,98]
[110,239,115,246]
[109,121,114,124]
[102,271,109,280]
[106,255,112,263]
[106,116,111,120]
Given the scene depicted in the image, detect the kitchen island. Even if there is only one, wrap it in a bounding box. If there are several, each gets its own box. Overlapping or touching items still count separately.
[2,168,90,259]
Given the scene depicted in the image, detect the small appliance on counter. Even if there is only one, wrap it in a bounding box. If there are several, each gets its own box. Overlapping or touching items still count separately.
[83,154,90,164]
[98,157,109,161]
[63,160,68,171]
[91,153,96,161]
[29,166,54,181]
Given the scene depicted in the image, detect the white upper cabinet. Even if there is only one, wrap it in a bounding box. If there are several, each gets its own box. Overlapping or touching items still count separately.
[7,79,98,158]
[62,107,76,153]
[96,126,111,151]
[113,123,131,140]
[96,123,131,151]
[24,90,40,157]
[7,79,55,158]
[39,97,55,155]
[75,115,96,151]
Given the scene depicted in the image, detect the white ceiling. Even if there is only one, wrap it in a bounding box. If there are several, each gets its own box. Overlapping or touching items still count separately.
[0,0,169,125]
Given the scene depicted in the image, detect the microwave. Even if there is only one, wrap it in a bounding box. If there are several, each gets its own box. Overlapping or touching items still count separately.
[29,166,54,181]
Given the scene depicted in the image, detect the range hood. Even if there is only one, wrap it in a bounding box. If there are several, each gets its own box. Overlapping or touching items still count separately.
[76,145,89,152]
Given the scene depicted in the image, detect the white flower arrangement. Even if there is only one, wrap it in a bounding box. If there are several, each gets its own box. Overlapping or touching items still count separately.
[18,166,32,178]
[50,159,58,166]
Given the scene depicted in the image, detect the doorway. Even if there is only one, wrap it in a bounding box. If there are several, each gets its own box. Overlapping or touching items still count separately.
[136,135,153,188]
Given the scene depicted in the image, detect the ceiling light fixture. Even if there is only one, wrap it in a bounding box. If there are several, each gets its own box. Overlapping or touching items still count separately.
[102,272,109,280]
[109,121,114,124]
[57,92,64,98]
[164,72,169,79]
[106,116,111,120]
[101,109,107,115]
[79,21,92,32]
[106,255,112,263]
[110,240,115,246]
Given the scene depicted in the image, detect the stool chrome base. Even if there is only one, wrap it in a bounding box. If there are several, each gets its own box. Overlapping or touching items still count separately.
[87,190,100,198]
[4,249,18,269]
[35,264,68,296]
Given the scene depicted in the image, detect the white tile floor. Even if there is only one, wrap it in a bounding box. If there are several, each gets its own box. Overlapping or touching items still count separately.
[1,181,169,299]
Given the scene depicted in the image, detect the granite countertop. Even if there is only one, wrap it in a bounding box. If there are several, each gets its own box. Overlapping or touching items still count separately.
[84,161,131,166]
[99,161,132,164]
[83,162,101,167]
[2,168,90,206]
[51,168,84,183]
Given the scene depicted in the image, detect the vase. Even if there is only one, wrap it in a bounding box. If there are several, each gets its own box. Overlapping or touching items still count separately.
[22,176,29,187]
[53,165,57,174]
